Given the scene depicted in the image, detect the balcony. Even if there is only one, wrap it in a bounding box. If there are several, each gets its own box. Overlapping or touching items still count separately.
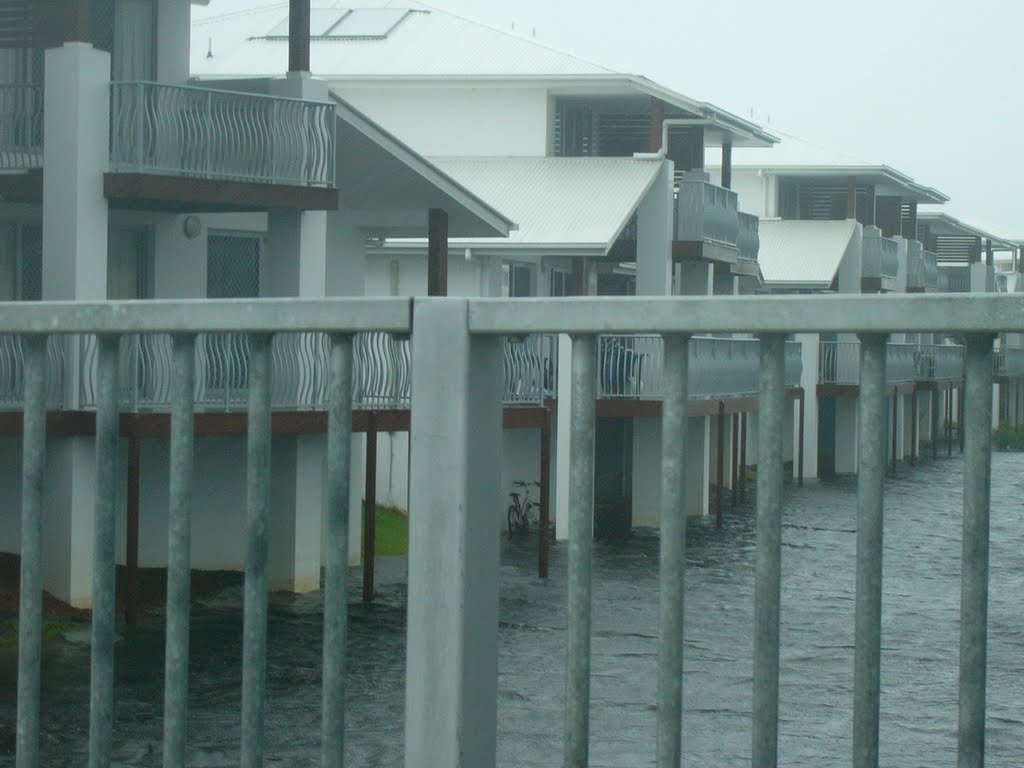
[906,241,939,292]
[674,171,741,266]
[861,227,899,290]
[0,83,42,171]
[109,82,335,187]
[818,341,964,385]
[940,265,970,293]
[597,335,802,399]
[994,346,1024,379]
[737,212,759,264]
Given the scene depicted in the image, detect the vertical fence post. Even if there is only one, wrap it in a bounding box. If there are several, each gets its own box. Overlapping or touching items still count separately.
[853,333,887,767]
[657,334,689,768]
[752,333,785,768]
[539,408,552,579]
[241,334,273,768]
[405,299,503,768]
[321,333,354,768]
[162,334,196,768]
[739,411,748,502]
[89,335,120,768]
[565,333,596,768]
[715,400,725,528]
[958,334,994,768]
[15,335,47,768]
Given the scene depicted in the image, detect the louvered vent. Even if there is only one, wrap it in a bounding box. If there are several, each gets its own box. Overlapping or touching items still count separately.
[900,203,918,240]
[933,236,977,263]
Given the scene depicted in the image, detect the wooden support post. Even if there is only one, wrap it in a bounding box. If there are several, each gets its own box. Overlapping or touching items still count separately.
[538,408,551,579]
[959,384,965,453]
[739,412,748,503]
[865,185,877,227]
[798,390,805,486]
[288,0,311,74]
[932,388,939,459]
[947,386,953,457]
[905,202,919,241]
[363,417,377,603]
[715,400,725,529]
[721,140,733,190]
[730,412,740,510]
[890,389,898,476]
[648,98,665,153]
[570,257,586,297]
[910,387,918,466]
[125,430,141,630]
[846,176,857,220]
[427,208,449,297]
[985,239,994,268]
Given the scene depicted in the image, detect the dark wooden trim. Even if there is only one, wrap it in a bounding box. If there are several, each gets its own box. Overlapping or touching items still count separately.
[363,419,377,603]
[125,432,140,629]
[538,409,551,579]
[0,170,43,205]
[846,175,857,219]
[427,208,449,297]
[571,257,586,296]
[105,173,339,213]
[648,98,665,153]
[288,0,311,74]
[721,140,733,190]
[503,408,548,429]
[673,240,739,265]
[861,277,883,293]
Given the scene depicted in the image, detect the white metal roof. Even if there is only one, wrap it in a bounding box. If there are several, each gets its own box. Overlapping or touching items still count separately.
[191,2,776,147]
[917,210,1016,251]
[385,156,664,255]
[706,129,948,204]
[758,219,859,287]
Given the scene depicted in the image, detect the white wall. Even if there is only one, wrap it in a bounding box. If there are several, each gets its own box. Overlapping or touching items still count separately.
[336,84,551,157]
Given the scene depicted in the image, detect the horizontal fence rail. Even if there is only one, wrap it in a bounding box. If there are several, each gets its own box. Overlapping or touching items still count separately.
[819,341,965,385]
[0,82,43,170]
[2,293,1017,768]
[109,81,336,187]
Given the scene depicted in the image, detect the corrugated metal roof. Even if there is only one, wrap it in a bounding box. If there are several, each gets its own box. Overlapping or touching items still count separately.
[758,219,859,286]
[389,156,663,254]
[192,1,613,78]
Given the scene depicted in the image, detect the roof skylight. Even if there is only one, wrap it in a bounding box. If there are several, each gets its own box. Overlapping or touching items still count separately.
[266,9,352,39]
[265,8,412,41]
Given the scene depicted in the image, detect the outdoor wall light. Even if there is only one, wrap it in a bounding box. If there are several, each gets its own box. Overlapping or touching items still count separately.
[182,215,203,240]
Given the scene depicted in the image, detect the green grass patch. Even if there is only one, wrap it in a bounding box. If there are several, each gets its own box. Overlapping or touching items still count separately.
[362,506,409,556]
[993,423,1024,451]
[0,619,71,659]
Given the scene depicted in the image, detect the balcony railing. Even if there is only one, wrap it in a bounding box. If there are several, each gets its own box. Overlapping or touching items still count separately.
[906,242,939,291]
[675,172,739,247]
[994,346,1024,378]
[598,334,801,399]
[819,341,964,385]
[0,83,43,170]
[109,82,337,187]
[861,228,899,281]
[0,334,65,408]
[941,265,970,293]
[737,212,760,263]
[504,333,557,405]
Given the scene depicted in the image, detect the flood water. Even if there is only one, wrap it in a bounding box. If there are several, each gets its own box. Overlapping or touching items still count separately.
[2,451,1023,766]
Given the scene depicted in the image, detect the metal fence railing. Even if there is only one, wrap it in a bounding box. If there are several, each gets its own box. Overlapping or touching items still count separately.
[109,81,337,187]
[0,293,1010,767]
[994,345,1024,378]
[906,242,939,291]
[0,82,43,169]
[862,228,899,281]
[675,172,739,246]
[737,211,760,263]
[819,340,965,385]
[941,265,971,293]
[504,333,556,405]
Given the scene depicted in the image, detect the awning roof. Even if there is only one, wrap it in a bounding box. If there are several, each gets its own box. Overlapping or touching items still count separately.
[917,211,1016,252]
[382,156,664,256]
[758,219,859,288]
[332,96,515,237]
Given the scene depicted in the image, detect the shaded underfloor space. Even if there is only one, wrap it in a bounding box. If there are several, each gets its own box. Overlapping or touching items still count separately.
[2,453,1024,766]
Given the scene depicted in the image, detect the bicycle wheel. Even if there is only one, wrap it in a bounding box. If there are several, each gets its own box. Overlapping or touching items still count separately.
[507,504,522,534]
[525,501,540,531]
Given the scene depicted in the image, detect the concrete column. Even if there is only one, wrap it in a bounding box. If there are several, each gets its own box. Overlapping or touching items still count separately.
[41,43,111,607]
[269,435,324,592]
[635,160,673,297]
[970,262,993,293]
[713,273,739,296]
[835,397,858,474]
[795,333,819,480]
[895,392,907,460]
[686,416,710,516]
[678,261,713,296]
[347,433,365,566]
[555,333,572,540]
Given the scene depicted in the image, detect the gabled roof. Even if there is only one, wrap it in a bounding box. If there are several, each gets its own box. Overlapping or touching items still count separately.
[384,156,665,256]
[191,2,776,147]
[707,129,948,204]
[758,219,859,288]
[917,211,1016,251]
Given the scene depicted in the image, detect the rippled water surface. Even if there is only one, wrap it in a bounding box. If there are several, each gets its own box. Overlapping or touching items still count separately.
[2,452,1023,766]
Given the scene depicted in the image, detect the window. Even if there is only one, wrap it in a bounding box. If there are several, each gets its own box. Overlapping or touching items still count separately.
[508,263,533,297]
[550,268,572,297]
[0,223,41,301]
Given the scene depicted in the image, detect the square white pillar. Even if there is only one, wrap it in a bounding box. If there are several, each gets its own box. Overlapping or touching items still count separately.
[635,160,673,297]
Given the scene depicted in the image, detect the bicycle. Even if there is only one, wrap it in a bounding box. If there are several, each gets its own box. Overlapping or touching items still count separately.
[507,480,541,534]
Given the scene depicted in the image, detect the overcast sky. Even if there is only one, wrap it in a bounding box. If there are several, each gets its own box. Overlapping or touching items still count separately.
[194,0,1023,239]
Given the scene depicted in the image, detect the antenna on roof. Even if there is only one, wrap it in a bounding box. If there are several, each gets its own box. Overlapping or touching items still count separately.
[531,26,536,37]
[510,21,515,32]
[207,37,213,59]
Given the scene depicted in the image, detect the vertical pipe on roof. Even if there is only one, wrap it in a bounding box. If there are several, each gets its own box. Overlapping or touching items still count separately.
[721,139,733,189]
[288,0,311,73]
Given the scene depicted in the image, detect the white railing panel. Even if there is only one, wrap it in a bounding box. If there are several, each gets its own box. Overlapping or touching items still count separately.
[0,83,43,170]
[109,82,336,187]
[504,334,556,405]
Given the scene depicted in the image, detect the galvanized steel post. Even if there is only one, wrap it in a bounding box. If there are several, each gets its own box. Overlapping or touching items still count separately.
[657,334,689,768]
[89,335,120,768]
[752,334,785,768]
[565,334,596,768]
[163,335,196,768]
[241,334,273,768]
[853,333,887,767]
[15,336,47,768]
[321,333,354,768]
[958,334,994,768]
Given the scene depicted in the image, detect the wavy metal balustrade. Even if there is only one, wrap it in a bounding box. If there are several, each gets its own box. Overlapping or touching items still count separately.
[598,334,802,399]
[862,229,900,280]
[504,334,557,405]
[820,341,963,385]
[0,334,64,409]
[1,294,1011,768]
[675,172,739,246]
[0,83,43,170]
[109,82,336,187]
[994,345,1024,378]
